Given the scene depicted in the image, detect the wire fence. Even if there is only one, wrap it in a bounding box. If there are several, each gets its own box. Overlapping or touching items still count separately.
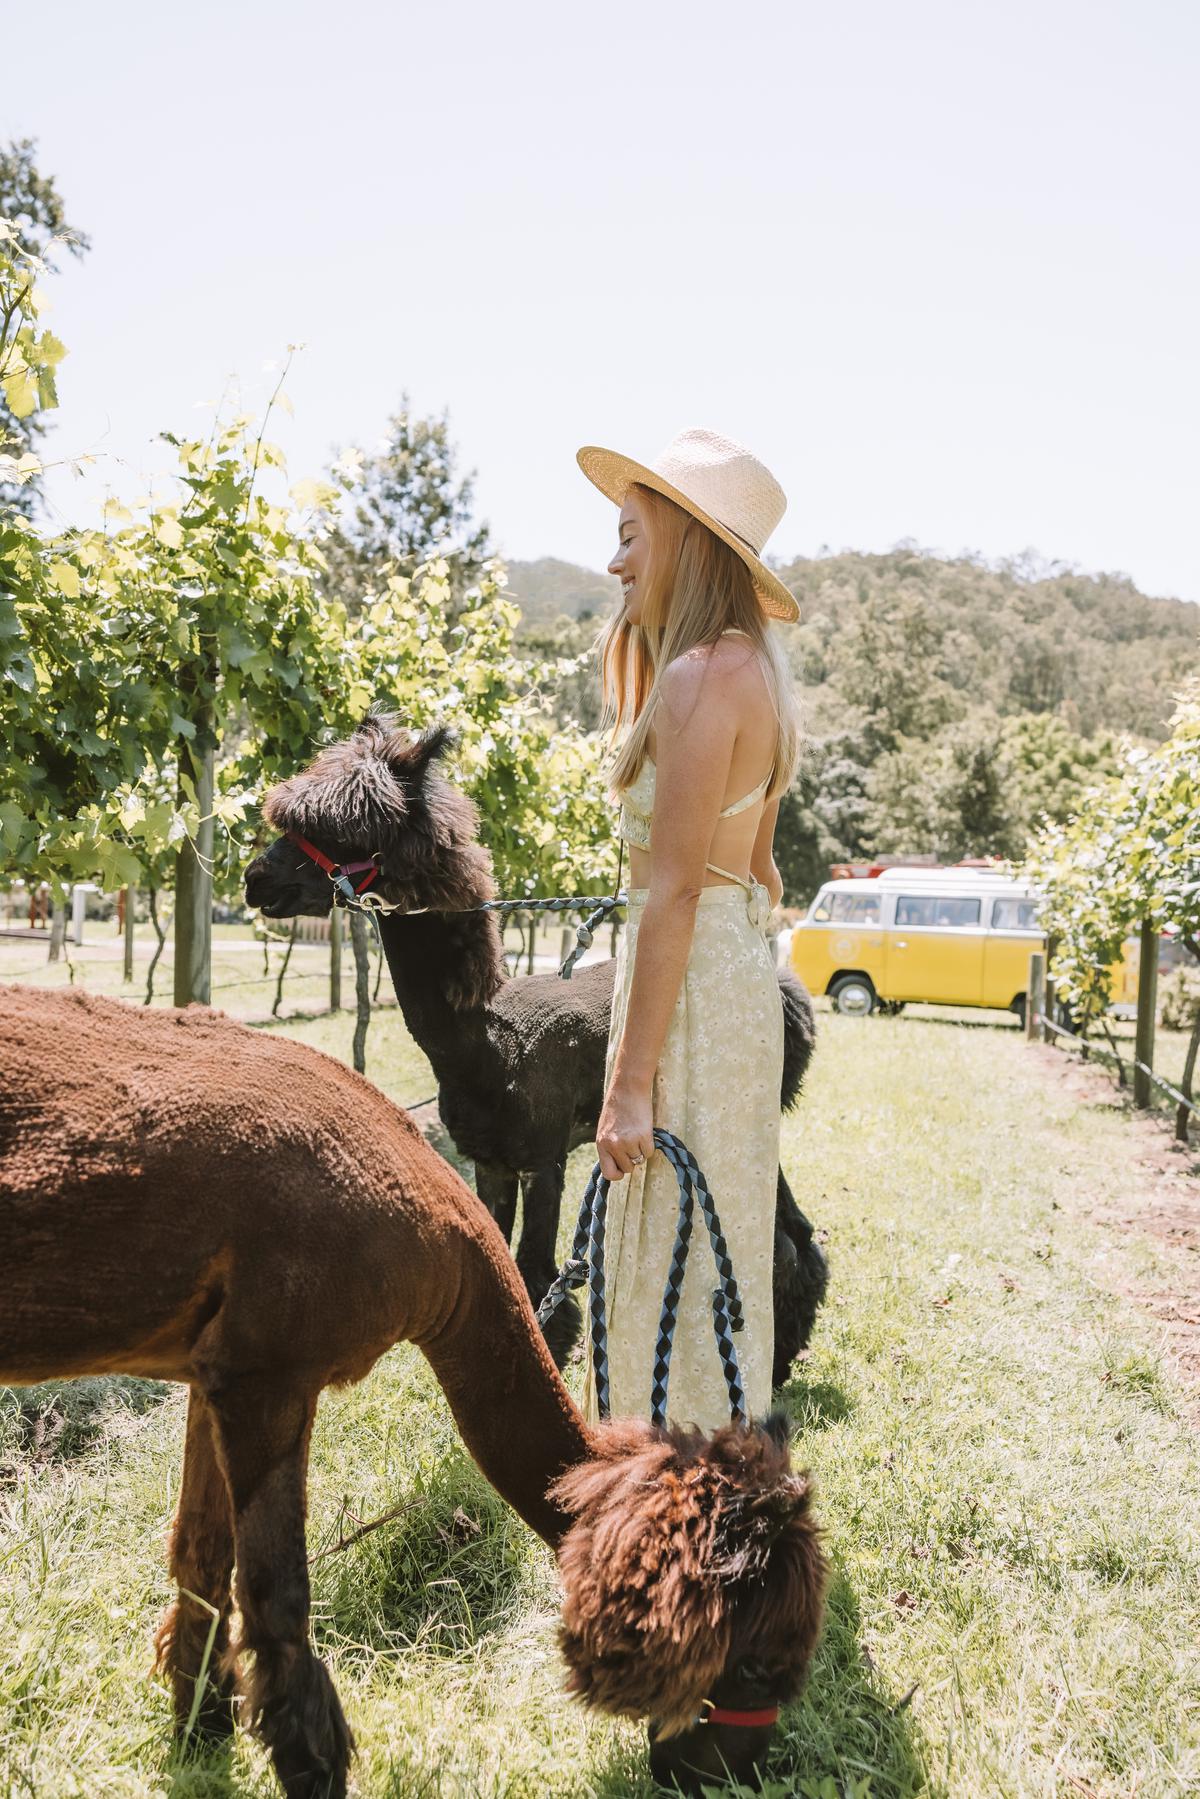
[1038,1011,1197,1126]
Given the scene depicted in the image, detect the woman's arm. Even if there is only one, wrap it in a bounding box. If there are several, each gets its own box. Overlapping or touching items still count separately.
[596,654,739,1181]
[750,796,784,910]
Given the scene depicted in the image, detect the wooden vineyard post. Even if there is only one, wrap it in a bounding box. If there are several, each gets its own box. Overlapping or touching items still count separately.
[1042,973,1056,1044]
[330,905,343,1012]
[1133,919,1159,1110]
[123,886,136,984]
[173,733,214,1008]
[1027,950,1045,1042]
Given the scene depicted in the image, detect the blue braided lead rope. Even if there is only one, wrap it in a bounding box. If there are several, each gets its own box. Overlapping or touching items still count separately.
[536,1129,747,1426]
[650,1132,747,1427]
[479,892,626,978]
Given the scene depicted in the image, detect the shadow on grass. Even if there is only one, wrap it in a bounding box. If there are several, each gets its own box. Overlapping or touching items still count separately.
[312,1445,535,1657]
[778,1368,855,1431]
[766,1570,928,1799]
[0,1373,171,1468]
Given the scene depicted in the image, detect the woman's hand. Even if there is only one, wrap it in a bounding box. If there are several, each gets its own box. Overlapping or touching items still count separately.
[596,1077,655,1182]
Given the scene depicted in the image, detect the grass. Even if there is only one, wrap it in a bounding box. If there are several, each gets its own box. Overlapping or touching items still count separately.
[2,1004,1199,1796]
[0,915,617,1025]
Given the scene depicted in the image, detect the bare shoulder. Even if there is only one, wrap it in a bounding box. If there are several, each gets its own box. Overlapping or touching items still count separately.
[658,637,768,730]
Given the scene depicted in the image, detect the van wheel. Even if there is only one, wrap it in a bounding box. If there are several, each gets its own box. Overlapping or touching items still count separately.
[1011,995,1027,1029]
[830,975,876,1017]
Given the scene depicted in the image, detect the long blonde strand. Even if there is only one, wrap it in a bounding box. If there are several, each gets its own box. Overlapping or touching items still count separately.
[594,484,802,799]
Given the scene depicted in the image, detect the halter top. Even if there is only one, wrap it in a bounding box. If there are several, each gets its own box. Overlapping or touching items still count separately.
[615,630,772,893]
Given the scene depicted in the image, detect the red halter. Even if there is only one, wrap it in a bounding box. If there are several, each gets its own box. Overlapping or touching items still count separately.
[286,831,382,906]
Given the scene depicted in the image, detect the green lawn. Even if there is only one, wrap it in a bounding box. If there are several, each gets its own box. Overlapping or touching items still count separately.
[1,1004,1198,1797]
[0,915,617,1025]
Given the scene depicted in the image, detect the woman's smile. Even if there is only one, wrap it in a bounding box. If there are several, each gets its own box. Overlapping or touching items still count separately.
[609,494,649,621]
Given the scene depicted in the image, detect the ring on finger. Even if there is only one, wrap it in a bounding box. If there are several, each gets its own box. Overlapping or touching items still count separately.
[631,1150,645,1165]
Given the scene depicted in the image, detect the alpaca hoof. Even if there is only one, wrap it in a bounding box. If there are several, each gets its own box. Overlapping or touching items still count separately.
[539,1291,582,1370]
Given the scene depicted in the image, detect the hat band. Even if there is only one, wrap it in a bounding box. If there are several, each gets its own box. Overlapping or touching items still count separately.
[677,503,760,558]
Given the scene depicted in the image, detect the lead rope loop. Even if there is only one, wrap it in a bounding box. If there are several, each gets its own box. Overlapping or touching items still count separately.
[537,1129,747,1426]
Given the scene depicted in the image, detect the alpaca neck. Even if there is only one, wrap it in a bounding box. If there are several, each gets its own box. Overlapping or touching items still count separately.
[375,909,504,1075]
[418,1215,596,1548]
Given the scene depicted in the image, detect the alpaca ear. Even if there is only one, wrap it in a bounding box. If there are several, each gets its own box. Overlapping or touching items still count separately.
[712,1471,814,1582]
[392,724,457,785]
[415,723,456,763]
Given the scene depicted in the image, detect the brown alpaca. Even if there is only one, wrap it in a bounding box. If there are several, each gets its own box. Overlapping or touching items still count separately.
[0,985,827,1799]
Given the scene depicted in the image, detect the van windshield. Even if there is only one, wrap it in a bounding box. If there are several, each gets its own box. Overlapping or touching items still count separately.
[895,894,981,928]
[811,891,881,924]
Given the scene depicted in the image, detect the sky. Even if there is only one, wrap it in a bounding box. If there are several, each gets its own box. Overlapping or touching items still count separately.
[18,0,1200,602]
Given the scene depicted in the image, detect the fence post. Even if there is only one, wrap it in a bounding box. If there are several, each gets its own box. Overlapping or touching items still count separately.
[1027,951,1045,1042]
[1133,919,1159,1110]
[123,886,136,984]
[330,905,343,1013]
[1042,972,1056,1044]
[173,735,215,1008]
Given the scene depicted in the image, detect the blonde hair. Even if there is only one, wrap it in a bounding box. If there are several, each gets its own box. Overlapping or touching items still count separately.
[595,482,803,799]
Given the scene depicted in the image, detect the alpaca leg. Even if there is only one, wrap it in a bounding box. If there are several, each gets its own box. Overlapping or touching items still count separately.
[156,1388,237,1739]
[209,1379,352,1799]
[475,1160,519,1245]
[519,1159,581,1366]
[771,1169,829,1389]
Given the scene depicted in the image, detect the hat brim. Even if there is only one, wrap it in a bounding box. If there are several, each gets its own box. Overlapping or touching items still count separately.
[576,444,800,624]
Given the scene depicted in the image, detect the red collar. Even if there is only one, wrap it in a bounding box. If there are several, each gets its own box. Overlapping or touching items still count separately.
[700,1704,780,1728]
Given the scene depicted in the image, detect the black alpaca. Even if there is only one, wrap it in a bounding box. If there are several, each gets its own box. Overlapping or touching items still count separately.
[245,718,828,1384]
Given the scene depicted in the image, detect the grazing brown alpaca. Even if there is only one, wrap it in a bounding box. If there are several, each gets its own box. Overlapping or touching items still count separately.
[0,986,827,1799]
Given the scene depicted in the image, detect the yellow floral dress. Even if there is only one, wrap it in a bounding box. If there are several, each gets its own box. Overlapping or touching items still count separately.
[582,752,784,1431]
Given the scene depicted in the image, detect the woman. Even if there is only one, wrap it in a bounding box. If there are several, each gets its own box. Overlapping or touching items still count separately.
[576,426,803,1432]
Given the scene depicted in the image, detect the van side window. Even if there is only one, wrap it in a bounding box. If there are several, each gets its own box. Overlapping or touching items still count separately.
[895,894,981,928]
[992,897,1040,930]
[828,892,881,924]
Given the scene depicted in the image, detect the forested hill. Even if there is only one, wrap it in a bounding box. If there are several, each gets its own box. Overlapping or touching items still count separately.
[503,557,620,627]
[780,549,1197,744]
[509,547,1198,890]
[510,550,1198,745]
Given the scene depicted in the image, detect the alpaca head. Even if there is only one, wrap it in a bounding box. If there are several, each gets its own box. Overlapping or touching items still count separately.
[245,715,507,1006]
[552,1411,827,1793]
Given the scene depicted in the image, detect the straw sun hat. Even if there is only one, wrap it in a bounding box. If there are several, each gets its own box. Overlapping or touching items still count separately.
[576,426,799,624]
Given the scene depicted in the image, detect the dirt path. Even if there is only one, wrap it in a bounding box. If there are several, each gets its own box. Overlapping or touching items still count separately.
[1030,1042,1200,1417]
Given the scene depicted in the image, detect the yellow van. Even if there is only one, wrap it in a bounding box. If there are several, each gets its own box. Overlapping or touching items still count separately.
[789,869,1044,1020]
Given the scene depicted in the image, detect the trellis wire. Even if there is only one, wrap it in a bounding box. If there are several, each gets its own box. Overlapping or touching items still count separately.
[1040,1013,1196,1117]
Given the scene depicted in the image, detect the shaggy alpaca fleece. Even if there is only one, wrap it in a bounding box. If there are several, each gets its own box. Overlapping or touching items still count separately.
[552,1414,827,1736]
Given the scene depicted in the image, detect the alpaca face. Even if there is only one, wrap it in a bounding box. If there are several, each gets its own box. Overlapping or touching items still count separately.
[245,715,497,920]
[244,832,338,918]
[551,1413,828,1791]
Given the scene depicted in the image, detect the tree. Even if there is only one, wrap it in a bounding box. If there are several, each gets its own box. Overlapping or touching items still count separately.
[1027,676,1200,1122]
[866,711,1023,862]
[321,400,492,614]
[827,590,963,751]
[773,723,875,902]
[1002,713,1118,834]
[0,140,88,514]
